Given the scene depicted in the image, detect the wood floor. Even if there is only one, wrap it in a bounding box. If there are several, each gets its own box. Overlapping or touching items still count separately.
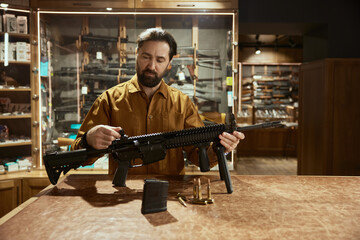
[235,157,297,175]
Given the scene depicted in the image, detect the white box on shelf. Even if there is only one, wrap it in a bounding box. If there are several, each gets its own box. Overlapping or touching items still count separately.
[5,162,19,172]
[17,158,32,170]
[6,15,17,33]
[3,14,14,32]
[16,42,27,61]
[8,42,16,61]
[16,16,28,34]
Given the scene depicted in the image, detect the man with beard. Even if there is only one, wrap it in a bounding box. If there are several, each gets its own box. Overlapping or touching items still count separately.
[71,28,244,176]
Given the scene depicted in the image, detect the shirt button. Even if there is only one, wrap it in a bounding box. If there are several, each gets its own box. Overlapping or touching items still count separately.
[148,115,153,119]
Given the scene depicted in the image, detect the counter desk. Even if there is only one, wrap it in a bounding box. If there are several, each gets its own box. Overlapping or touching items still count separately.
[0,174,359,239]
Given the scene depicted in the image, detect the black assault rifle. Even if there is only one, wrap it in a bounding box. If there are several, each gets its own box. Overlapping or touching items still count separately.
[44,115,282,194]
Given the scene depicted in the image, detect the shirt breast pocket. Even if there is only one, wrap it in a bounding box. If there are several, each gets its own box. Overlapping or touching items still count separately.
[166,111,185,132]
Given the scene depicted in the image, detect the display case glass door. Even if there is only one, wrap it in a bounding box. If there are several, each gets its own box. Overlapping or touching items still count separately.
[37,11,236,169]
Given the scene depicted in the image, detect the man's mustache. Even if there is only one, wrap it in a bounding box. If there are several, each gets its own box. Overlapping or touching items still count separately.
[143,69,157,75]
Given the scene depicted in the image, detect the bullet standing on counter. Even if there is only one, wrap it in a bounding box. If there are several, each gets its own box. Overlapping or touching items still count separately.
[207,178,214,204]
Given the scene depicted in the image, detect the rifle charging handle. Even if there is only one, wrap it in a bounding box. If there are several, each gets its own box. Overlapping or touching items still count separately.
[119,129,128,139]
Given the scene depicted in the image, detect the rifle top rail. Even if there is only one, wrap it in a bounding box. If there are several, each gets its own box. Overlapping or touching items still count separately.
[110,120,283,150]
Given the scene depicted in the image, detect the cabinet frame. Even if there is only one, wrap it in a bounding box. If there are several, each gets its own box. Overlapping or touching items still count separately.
[30,0,237,11]
[30,9,41,168]
[134,0,238,10]
[30,0,134,10]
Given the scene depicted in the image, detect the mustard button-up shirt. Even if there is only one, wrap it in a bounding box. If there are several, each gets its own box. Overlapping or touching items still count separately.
[71,75,212,175]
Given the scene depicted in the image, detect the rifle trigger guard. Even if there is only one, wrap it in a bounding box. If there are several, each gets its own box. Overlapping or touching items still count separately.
[129,159,143,168]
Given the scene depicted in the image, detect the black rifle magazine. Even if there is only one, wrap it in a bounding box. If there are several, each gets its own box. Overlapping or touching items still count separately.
[141,179,169,214]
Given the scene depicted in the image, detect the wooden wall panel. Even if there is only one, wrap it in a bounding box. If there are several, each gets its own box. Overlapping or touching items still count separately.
[298,60,332,174]
[332,60,360,175]
[298,58,360,175]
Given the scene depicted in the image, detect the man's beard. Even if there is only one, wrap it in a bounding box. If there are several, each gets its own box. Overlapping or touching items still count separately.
[136,63,168,88]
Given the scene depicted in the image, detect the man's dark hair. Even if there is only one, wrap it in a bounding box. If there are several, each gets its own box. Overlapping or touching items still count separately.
[137,28,177,60]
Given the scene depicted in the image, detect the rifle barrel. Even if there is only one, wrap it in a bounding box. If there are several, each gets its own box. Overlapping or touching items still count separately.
[236,121,282,132]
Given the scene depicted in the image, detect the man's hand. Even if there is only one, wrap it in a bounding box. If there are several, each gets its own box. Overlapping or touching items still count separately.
[86,125,122,149]
[218,131,245,153]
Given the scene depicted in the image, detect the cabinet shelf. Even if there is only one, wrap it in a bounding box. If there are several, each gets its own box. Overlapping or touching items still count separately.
[0,88,31,92]
[0,114,31,119]
[0,32,30,39]
[0,61,30,65]
[0,141,31,147]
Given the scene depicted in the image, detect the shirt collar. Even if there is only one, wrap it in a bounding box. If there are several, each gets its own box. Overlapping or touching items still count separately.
[128,75,168,99]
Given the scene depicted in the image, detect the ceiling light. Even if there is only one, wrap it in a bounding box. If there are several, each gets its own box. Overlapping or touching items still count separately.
[254,34,261,54]
[0,3,9,8]
[106,8,112,11]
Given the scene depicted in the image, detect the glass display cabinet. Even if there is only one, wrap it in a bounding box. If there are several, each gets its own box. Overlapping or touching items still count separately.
[36,10,238,169]
[0,7,33,170]
[238,62,300,125]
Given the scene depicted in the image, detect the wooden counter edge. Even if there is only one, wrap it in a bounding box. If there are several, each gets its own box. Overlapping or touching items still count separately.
[0,179,56,226]
[0,169,110,225]
[0,169,109,180]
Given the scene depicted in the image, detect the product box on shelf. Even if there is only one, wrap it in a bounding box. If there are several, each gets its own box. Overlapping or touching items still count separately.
[8,42,16,61]
[5,14,17,33]
[17,158,32,170]
[4,162,19,172]
[16,16,28,34]
[16,42,27,61]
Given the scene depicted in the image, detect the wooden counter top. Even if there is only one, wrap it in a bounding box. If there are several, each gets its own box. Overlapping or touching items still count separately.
[0,174,359,239]
[0,169,108,181]
[0,169,49,180]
